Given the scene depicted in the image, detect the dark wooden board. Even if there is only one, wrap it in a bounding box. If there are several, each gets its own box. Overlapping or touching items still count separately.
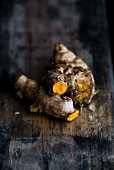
[0,0,114,169]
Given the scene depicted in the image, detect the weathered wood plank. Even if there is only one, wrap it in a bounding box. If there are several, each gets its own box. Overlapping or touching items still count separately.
[0,0,114,169]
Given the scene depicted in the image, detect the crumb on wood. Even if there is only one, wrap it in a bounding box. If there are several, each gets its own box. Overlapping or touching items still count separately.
[14,111,20,115]
[88,102,96,112]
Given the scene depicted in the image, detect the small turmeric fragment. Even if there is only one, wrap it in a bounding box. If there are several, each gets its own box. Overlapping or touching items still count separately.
[67,110,79,121]
[53,82,67,95]
[30,105,39,113]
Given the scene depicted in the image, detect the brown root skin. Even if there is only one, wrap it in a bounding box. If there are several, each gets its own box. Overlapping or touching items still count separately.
[15,74,38,101]
[42,69,67,95]
[32,86,78,119]
[52,44,77,65]
[15,74,79,121]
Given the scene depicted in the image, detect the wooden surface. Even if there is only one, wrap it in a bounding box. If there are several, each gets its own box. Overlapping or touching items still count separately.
[0,0,114,169]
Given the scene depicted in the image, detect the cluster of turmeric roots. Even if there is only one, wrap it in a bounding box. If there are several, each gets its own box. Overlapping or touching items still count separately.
[15,44,96,121]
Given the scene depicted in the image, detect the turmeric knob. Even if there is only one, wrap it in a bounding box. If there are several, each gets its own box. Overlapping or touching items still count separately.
[42,69,67,95]
[52,43,77,66]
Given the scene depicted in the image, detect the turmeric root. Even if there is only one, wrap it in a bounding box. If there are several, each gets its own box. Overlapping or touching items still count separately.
[15,74,79,121]
[51,44,96,106]
[14,43,96,121]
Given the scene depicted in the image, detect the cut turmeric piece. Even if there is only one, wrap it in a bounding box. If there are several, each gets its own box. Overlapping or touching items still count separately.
[67,110,79,121]
[53,82,67,95]
[30,105,39,113]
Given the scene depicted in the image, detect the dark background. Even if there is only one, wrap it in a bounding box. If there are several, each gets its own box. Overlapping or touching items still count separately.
[106,0,114,69]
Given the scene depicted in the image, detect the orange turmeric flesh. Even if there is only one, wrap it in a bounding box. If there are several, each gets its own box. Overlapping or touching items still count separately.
[67,110,79,121]
[53,82,67,95]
